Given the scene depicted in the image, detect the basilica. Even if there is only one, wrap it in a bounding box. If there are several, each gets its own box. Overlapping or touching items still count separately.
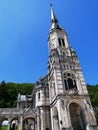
[0,5,98,130]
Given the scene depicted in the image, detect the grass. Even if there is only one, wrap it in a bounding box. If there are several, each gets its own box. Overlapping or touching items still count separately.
[2,125,19,130]
[2,126,8,130]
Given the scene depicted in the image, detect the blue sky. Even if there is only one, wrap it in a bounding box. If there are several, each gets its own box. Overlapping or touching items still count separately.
[0,0,98,84]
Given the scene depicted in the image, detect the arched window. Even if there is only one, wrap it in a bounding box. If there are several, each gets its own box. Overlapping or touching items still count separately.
[63,72,77,90]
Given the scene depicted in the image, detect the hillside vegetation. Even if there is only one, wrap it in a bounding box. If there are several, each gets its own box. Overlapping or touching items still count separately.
[87,84,98,107]
[0,81,98,108]
[0,81,34,108]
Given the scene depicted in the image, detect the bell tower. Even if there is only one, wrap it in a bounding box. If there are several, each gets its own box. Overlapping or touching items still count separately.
[48,5,97,130]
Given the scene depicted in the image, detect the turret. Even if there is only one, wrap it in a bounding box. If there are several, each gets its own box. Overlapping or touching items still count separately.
[35,75,49,107]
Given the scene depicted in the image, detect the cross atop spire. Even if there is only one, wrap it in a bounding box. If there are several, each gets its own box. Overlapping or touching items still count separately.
[50,4,62,31]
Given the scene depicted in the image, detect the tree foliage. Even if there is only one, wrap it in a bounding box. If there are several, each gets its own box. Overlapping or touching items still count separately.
[0,81,34,108]
[87,84,98,107]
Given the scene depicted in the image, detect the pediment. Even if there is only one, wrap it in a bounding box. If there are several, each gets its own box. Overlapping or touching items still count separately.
[23,108,36,118]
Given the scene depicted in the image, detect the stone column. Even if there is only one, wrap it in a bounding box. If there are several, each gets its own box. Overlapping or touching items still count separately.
[58,100,64,130]
[67,108,72,130]
[51,108,55,130]
[54,116,59,130]
[64,106,71,129]
[19,115,23,130]
[40,108,44,130]
[8,120,11,130]
[36,110,40,130]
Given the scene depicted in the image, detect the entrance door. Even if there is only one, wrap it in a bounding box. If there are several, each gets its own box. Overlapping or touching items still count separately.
[69,103,86,130]
[23,117,35,130]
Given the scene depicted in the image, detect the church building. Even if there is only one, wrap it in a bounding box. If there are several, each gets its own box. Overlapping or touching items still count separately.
[17,5,98,130]
[0,5,97,130]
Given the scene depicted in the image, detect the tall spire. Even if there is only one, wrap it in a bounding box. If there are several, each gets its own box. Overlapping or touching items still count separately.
[50,4,62,30]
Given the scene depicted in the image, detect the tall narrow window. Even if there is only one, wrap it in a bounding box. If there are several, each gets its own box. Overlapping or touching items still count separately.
[58,38,61,46]
[67,78,73,89]
[62,39,65,46]
[38,92,40,99]
[64,80,68,90]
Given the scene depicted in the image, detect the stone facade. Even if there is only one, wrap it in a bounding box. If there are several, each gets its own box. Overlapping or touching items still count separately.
[0,6,98,130]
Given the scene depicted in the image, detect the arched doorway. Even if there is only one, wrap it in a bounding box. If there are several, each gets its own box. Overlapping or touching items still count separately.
[69,103,86,130]
[1,118,8,130]
[10,118,19,130]
[23,117,35,130]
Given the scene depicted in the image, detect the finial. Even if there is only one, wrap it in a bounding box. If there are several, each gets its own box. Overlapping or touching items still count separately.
[50,3,52,7]
[50,4,56,21]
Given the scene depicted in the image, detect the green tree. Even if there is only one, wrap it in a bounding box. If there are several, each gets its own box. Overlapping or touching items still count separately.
[0,81,9,107]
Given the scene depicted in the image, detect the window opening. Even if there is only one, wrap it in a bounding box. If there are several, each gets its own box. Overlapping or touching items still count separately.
[62,39,65,46]
[67,73,70,76]
[46,128,49,130]
[38,92,40,99]
[58,38,61,46]
[63,73,77,90]
[68,78,73,89]
[64,80,68,90]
